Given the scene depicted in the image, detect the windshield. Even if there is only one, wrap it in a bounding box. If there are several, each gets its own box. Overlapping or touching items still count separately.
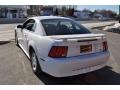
[41,19,91,36]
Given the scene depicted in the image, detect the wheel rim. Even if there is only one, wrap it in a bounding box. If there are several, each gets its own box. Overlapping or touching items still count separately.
[31,52,37,71]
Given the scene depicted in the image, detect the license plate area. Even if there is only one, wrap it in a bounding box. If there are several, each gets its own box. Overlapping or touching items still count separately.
[80,44,92,53]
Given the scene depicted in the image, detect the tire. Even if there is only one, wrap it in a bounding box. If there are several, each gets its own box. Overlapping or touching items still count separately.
[30,49,42,75]
[15,31,19,46]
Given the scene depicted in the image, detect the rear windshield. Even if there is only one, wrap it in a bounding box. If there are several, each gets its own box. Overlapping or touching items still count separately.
[41,19,91,36]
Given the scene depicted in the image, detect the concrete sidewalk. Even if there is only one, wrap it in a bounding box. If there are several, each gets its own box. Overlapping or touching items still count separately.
[0,24,17,42]
[82,21,116,29]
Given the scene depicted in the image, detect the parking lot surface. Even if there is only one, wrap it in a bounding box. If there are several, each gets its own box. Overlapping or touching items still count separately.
[0,23,120,85]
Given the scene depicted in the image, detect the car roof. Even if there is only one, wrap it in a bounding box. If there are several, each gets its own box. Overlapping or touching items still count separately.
[29,16,72,20]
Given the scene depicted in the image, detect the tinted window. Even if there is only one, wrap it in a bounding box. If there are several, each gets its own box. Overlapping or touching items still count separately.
[23,19,36,32]
[41,19,91,36]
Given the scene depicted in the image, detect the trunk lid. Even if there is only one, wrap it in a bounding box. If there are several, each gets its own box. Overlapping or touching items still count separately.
[47,34,107,57]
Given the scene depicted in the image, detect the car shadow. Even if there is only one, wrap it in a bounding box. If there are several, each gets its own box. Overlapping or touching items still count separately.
[35,66,120,85]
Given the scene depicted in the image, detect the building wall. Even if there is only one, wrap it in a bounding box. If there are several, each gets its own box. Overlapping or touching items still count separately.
[74,11,91,19]
[0,5,77,18]
[0,5,29,18]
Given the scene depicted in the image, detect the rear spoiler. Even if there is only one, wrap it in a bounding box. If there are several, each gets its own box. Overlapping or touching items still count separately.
[56,34,105,40]
[46,34,106,42]
[62,34,105,40]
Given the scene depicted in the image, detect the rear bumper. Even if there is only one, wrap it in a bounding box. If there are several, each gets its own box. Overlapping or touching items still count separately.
[40,51,110,77]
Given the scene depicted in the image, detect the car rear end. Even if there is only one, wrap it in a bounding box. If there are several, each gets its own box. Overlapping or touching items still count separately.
[41,34,110,77]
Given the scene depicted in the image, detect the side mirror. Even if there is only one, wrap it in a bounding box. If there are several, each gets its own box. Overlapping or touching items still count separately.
[17,25,23,29]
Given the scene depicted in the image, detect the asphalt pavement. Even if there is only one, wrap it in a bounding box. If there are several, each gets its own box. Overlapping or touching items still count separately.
[0,21,120,85]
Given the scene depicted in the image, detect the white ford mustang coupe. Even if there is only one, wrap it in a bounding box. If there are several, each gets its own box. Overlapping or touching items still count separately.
[15,16,110,77]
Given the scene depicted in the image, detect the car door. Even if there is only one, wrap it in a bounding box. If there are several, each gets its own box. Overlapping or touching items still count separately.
[22,19,36,53]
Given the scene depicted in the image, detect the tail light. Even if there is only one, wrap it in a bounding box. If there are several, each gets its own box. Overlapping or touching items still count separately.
[48,46,68,58]
[102,41,108,51]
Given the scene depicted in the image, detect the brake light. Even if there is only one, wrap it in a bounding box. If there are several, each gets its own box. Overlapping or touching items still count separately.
[48,46,68,58]
[102,41,108,51]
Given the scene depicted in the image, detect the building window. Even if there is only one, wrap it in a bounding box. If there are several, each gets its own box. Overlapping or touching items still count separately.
[0,8,7,18]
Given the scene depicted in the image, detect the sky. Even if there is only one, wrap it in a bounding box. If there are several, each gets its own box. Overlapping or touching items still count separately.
[77,5,119,14]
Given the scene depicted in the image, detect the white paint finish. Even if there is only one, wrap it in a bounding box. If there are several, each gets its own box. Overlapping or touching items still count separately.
[15,16,110,77]
[42,52,110,77]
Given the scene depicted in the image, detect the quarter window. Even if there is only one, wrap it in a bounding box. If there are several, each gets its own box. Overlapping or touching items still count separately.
[23,19,36,32]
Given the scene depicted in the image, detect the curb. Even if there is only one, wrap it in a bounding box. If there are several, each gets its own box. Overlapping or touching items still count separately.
[0,39,14,45]
[0,41,10,45]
